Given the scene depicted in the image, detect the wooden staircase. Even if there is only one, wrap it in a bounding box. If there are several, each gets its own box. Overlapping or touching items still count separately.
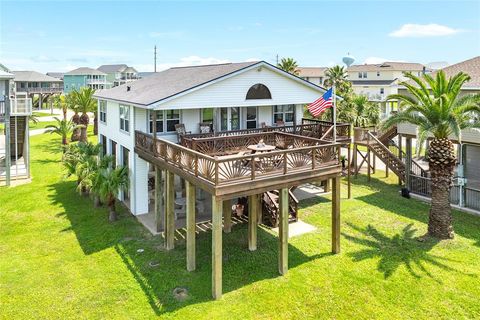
[7,116,27,158]
[261,187,298,227]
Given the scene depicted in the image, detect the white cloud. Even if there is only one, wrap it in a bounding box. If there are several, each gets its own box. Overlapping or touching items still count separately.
[389,23,463,37]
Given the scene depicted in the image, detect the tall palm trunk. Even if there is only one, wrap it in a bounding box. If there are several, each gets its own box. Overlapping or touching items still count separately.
[79,112,89,143]
[93,111,98,136]
[71,111,81,142]
[62,107,67,121]
[427,138,456,239]
[108,195,117,222]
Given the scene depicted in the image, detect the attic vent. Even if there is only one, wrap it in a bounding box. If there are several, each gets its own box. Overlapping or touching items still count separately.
[127,86,131,92]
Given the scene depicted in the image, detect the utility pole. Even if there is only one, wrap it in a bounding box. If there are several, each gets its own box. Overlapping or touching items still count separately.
[154,45,157,73]
[276,54,279,65]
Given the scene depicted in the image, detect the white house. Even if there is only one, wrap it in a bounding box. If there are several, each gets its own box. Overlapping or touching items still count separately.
[94,61,331,216]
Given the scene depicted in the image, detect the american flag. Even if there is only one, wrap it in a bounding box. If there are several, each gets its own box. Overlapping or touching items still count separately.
[307,88,333,117]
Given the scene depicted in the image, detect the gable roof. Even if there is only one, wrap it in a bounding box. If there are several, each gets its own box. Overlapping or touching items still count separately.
[433,56,480,89]
[11,71,62,82]
[402,56,480,89]
[297,67,328,78]
[46,72,65,80]
[97,64,128,73]
[94,61,259,105]
[348,62,426,72]
[94,61,330,106]
[65,67,106,76]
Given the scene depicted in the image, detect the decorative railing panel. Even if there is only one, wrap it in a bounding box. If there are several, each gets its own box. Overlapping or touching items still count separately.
[135,131,341,187]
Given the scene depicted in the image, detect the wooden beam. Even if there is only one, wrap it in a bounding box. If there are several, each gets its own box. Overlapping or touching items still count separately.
[398,134,403,185]
[367,148,371,182]
[223,200,231,233]
[353,144,358,179]
[278,188,289,275]
[154,167,163,233]
[186,180,196,271]
[165,171,175,250]
[347,144,351,199]
[332,176,341,254]
[248,194,258,251]
[212,195,223,300]
[324,179,331,192]
[405,137,412,190]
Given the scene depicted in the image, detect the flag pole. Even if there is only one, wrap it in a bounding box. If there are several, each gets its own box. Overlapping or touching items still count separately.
[333,84,337,143]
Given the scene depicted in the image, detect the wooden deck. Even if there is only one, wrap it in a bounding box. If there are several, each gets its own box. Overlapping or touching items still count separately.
[135,130,342,199]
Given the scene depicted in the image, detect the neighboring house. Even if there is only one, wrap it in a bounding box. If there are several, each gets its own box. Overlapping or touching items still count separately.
[297,67,327,86]
[46,72,65,80]
[347,62,429,119]
[93,61,336,216]
[396,56,480,212]
[0,67,33,186]
[97,64,139,87]
[63,67,110,93]
[10,71,63,109]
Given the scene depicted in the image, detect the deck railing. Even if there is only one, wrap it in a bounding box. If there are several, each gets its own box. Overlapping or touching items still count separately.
[465,187,480,211]
[135,130,341,186]
[409,174,462,205]
[181,118,351,147]
[16,87,63,94]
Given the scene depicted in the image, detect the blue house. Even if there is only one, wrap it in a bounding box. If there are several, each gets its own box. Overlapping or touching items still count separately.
[63,67,110,93]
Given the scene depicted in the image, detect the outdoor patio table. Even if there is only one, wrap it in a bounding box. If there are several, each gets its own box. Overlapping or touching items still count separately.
[247,144,276,153]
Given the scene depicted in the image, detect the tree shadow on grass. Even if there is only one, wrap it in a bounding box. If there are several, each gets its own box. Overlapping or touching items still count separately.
[342,222,477,281]
[352,174,480,248]
[48,180,329,315]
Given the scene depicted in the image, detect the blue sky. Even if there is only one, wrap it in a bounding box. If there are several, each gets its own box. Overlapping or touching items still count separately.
[1,1,479,73]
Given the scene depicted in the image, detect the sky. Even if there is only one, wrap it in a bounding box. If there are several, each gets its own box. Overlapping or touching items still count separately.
[1,0,479,73]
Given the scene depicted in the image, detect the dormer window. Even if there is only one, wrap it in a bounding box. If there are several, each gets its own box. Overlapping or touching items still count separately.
[246,83,272,100]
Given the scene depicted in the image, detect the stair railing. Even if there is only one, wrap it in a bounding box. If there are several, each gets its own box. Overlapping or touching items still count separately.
[367,131,404,175]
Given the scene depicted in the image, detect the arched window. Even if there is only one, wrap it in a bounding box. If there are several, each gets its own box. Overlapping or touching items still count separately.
[246,83,272,100]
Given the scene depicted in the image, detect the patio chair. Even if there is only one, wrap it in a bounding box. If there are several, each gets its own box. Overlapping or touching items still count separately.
[199,122,212,133]
[174,124,191,143]
[276,120,285,126]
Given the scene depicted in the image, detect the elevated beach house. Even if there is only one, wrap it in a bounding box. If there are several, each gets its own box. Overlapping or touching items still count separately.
[94,61,349,299]
[63,67,110,93]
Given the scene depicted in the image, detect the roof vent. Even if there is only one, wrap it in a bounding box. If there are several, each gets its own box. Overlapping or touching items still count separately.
[127,86,131,92]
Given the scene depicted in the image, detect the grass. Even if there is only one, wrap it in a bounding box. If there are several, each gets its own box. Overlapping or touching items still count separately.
[0,120,58,131]
[1,131,479,319]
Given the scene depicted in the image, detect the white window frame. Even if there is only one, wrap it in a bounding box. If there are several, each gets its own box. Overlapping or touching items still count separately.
[119,104,130,134]
[148,109,181,134]
[358,72,363,79]
[99,100,107,124]
[273,105,295,125]
[377,71,380,77]
[363,72,368,78]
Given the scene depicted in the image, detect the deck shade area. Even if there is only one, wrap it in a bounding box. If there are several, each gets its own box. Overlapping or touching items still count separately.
[134,118,348,299]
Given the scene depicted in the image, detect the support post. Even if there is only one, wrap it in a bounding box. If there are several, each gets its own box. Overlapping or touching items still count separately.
[398,134,403,185]
[367,148,371,182]
[347,144,351,199]
[165,171,175,250]
[353,144,358,179]
[248,194,258,251]
[211,195,223,300]
[405,137,412,190]
[332,176,341,254]
[154,167,163,233]
[223,200,232,233]
[324,178,331,192]
[372,152,376,174]
[278,188,289,275]
[186,180,196,271]
[4,81,11,186]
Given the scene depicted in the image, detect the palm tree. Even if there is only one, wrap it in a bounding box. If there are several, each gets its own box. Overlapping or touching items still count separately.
[90,155,114,207]
[70,90,81,142]
[53,94,69,121]
[277,57,299,75]
[45,117,82,146]
[74,87,97,142]
[383,71,480,239]
[98,166,129,222]
[324,65,351,95]
[338,94,380,127]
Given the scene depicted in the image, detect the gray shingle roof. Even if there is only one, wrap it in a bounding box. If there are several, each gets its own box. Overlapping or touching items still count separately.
[94,61,260,105]
[11,71,62,82]
[97,64,128,73]
[65,67,106,76]
[46,72,65,80]
[297,67,327,78]
[403,56,480,89]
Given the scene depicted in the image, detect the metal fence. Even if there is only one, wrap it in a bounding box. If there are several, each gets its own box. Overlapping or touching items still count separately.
[410,174,480,210]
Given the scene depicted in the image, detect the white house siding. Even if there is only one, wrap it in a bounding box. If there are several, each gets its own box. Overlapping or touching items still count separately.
[398,123,480,145]
[152,67,322,110]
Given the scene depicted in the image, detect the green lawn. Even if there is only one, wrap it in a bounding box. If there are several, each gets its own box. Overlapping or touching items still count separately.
[1,132,479,319]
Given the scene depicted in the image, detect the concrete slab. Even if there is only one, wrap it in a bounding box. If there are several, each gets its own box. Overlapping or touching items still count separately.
[272,219,317,237]
[293,183,328,201]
